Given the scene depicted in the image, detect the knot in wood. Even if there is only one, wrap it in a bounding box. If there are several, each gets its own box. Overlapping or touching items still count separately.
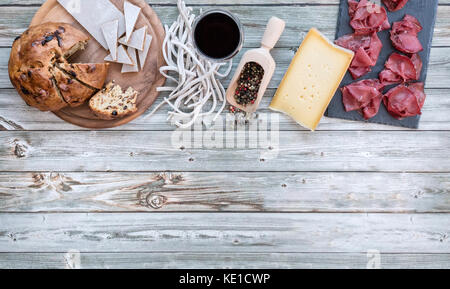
[146,194,166,209]
[12,139,30,158]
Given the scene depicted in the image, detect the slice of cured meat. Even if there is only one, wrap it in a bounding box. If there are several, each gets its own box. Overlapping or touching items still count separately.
[348,0,390,35]
[408,82,426,109]
[391,14,423,54]
[410,53,423,80]
[382,0,409,12]
[335,32,382,79]
[379,53,422,86]
[341,79,385,119]
[383,82,426,119]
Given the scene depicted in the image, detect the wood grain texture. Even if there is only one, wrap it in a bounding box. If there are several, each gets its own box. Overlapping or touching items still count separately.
[0,213,448,253]
[0,131,449,172]
[0,0,449,269]
[1,88,449,131]
[0,252,448,269]
[0,172,448,213]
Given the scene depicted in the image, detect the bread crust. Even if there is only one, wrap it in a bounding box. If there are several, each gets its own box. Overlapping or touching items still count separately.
[58,63,109,90]
[51,66,96,107]
[8,22,108,111]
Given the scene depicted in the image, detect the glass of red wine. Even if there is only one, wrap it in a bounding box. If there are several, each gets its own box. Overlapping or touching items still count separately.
[192,9,244,62]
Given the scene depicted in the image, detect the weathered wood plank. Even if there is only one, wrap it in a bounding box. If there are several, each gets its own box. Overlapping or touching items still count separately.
[0,213,448,253]
[0,131,449,172]
[1,88,450,131]
[0,172,448,213]
[0,5,449,47]
[2,47,450,89]
[0,252,449,269]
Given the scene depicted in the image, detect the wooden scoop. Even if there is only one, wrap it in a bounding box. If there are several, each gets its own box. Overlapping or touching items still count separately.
[226,17,285,113]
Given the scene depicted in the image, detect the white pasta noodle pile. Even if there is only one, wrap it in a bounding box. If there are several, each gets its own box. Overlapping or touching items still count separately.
[145,0,233,128]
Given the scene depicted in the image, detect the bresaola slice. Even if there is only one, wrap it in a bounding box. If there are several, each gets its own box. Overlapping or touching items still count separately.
[383,82,425,119]
[379,53,422,86]
[382,0,409,12]
[410,53,423,80]
[335,32,382,79]
[408,82,426,109]
[341,79,384,119]
[391,14,423,54]
[348,0,390,35]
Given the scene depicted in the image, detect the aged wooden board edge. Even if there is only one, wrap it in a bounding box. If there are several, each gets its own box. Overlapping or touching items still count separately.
[1,252,449,269]
[1,131,449,172]
[1,213,449,253]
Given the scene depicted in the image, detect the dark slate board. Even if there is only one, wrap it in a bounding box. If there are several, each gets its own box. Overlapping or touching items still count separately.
[325,0,438,129]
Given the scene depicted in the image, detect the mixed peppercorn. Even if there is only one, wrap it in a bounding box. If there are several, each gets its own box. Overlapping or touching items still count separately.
[228,105,243,114]
[234,62,264,106]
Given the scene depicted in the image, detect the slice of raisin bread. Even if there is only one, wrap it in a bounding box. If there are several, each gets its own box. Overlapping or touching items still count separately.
[89,82,138,120]
[51,66,95,107]
[57,62,109,90]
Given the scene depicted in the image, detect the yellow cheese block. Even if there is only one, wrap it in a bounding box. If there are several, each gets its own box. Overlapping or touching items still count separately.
[270,28,354,131]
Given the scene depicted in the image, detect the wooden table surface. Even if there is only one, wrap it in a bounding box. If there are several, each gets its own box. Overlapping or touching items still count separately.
[0,0,449,269]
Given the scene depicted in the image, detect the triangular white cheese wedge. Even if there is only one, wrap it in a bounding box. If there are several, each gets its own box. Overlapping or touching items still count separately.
[101,19,119,61]
[124,1,141,43]
[138,34,153,70]
[119,26,147,51]
[104,54,114,62]
[57,0,125,50]
[104,45,133,65]
[122,47,139,73]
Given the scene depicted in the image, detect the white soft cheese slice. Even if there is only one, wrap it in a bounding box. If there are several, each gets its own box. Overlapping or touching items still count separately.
[122,47,139,73]
[101,19,119,61]
[124,1,141,43]
[105,45,134,65]
[269,28,354,131]
[138,34,153,70]
[58,0,125,50]
[119,26,147,51]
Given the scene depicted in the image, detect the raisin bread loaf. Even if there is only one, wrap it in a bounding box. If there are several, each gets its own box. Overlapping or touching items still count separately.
[9,22,109,111]
[89,82,138,120]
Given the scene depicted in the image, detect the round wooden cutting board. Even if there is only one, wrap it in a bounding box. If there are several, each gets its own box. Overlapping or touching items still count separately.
[30,0,166,129]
